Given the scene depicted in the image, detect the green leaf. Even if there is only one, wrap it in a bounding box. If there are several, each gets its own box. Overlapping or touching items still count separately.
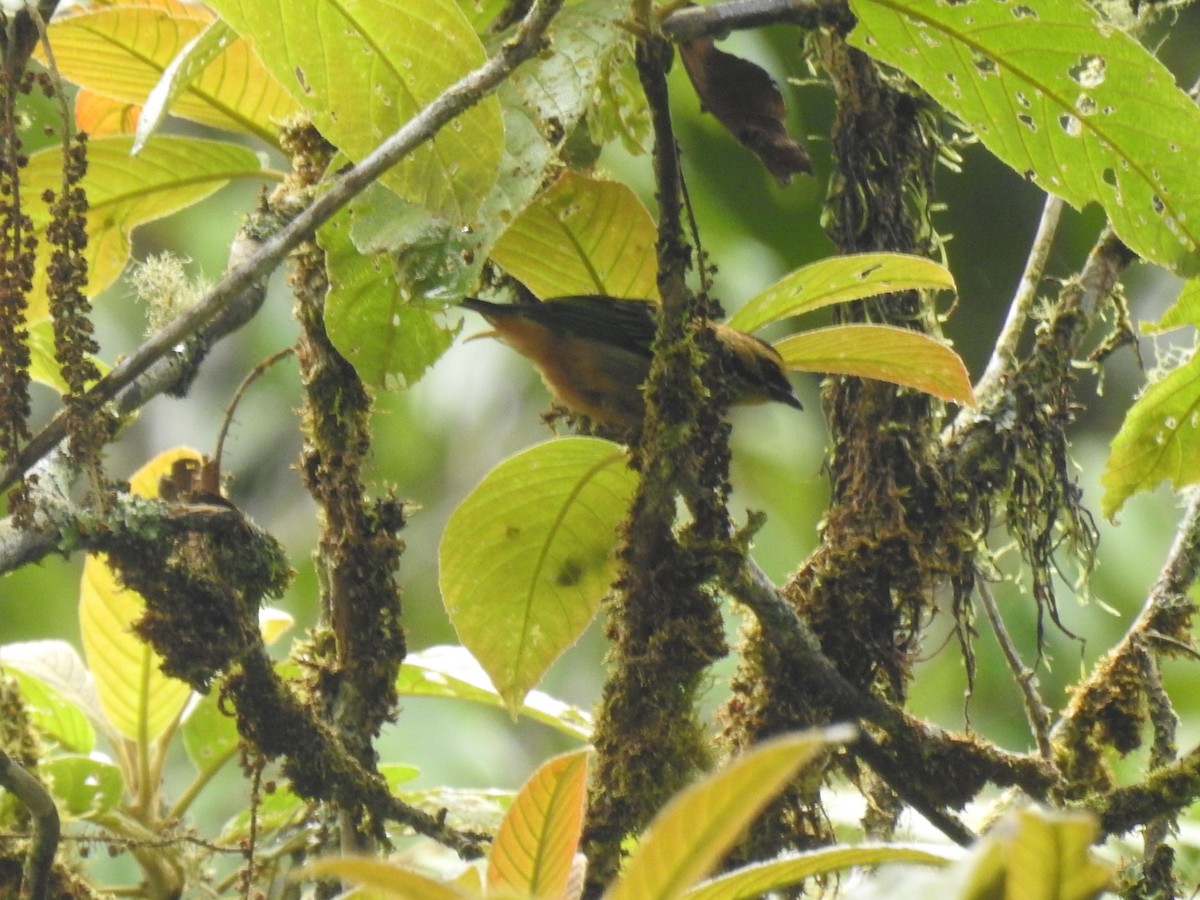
[1101,351,1200,518]
[488,749,589,899]
[0,641,99,753]
[80,449,198,742]
[208,0,502,224]
[43,756,124,819]
[45,2,297,146]
[727,253,956,333]
[775,324,975,405]
[399,646,592,741]
[439,437,636,713]
[491,171,660,300]
[685,843,954,900]
[606,728,853,900]
[344,0,632,302]
[847,0,1200,276]
[320,203,459,390]
[181,690,239,774]
[1143,278,1200,334]
[23,136,265,322]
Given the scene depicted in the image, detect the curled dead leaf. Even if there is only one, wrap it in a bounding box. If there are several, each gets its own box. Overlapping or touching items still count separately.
[679,36,812,185]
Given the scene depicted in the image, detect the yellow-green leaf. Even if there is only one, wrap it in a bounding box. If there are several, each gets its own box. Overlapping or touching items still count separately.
[685,843,954,900]
[23,135,265,322]
[298,858,475,900]
[45,0,297,146]
[958,808,1110,900]
[439,437,635,713]
[726,253,956,333]
[209,0,503,223]
[775,324,975,405]
[491,171,660,300]
[488,749,589,898]
[1143,277,1200,334]
[80,448,197,742]
[27,320,108,394]
[1101,351,1200,518]
[848,0,1200,276]
[606,728,853,900]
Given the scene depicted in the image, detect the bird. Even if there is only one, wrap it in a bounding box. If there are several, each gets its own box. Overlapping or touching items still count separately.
[461,295,802,427]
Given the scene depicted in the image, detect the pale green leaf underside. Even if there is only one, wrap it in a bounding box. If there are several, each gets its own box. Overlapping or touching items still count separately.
[848,0,1200,276]
[300,858,471,900]
[606,729,853,900]
[209,0,502,223]
[0,643,97,753]
[491,171,660,301]
[398,646,592,740]
[135,19,241,153]
[685,843,955,900]
[727,253,955,333]
[439,438,636,713]
[1101,351,1200,518]
[775,324,975,406]
[1143,277,1200,334]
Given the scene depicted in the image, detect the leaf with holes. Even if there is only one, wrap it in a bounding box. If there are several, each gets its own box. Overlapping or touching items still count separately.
[1101,351,1200,518]
[491,171,660,301]
[727,253,956,333]
[848,0,1200,276]
[439,438,636,713]
[208,0,502,223]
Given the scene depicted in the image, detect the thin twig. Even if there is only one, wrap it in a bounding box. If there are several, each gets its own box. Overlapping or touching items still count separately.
[214,347,296,473]
[0,0,565,496]
[970,193,1064,407]
[977,579,1053,759]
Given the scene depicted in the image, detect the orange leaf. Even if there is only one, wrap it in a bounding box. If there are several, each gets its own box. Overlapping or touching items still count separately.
[488,749,589,898]
[75,89,140,135]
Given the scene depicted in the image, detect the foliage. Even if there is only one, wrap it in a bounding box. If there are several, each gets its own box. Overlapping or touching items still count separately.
[0,0,1198,898]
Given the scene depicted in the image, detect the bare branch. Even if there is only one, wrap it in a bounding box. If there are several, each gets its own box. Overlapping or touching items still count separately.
[660,0,852,42]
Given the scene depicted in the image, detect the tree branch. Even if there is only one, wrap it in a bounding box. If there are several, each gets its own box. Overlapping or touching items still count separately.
[659,0,853,42]
[0,0,565,497]
[0,749,59,900]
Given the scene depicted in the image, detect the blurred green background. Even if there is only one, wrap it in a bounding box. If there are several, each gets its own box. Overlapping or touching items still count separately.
[3,5,1200,866]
